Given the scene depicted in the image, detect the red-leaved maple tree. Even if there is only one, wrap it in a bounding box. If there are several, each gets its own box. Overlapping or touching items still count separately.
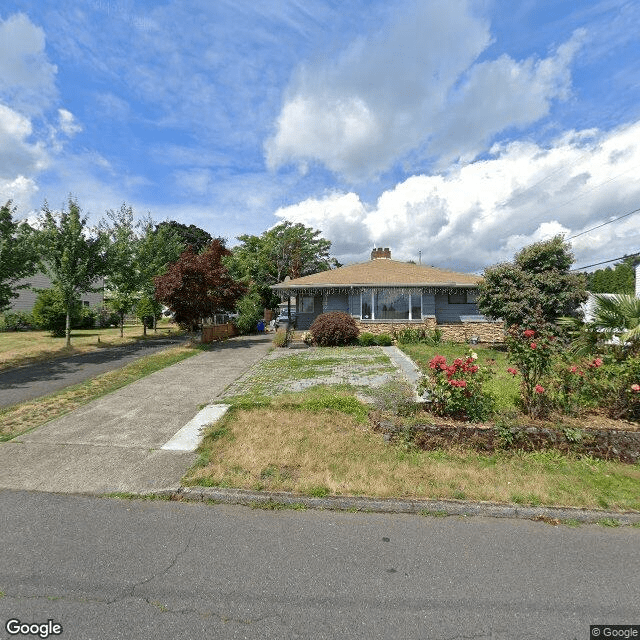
[154,239,246,330]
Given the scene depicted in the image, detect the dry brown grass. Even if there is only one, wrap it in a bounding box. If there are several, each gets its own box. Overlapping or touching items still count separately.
[185,406,640,511]
[0,324,181,371]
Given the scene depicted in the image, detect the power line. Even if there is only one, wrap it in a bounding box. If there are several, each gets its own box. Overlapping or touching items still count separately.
[572,252,640,271]
[567,206,640,240]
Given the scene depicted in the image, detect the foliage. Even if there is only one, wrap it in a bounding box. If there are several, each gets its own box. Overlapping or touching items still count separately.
[358,332,376,346]
[591,293,640,354]
[137,215,185,332]
[154,220,213,254]
[32,289,81,337]
[419,351,495,421]
[375,333,393,346]
[0,201,40,313]
[393,326,442,345]
[310,312,359,347]
[586,257,635,294]
[549,354,640,421]
[234,287,264,335]
[478,235,588,329]
[229,221,337,311]
[505,323,557,417]
[154,240,246,331]
[38,198,108,346]
[135,296,161,334]
[102,204,143,337]
[273,330,288,347]
[0,311,35,332]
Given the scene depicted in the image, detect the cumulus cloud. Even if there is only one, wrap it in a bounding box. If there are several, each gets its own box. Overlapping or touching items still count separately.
[274,120,640,272]
[265,1,584,181]
[0,104,49,181]
[0,13,58,114]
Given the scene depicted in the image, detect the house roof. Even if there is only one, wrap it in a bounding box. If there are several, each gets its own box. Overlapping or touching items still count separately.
[272,258,481,290]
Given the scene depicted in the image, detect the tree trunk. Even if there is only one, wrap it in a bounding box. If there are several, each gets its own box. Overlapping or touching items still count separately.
[120,312,124,338]
[65,310,71,348]
[143,319,147,337]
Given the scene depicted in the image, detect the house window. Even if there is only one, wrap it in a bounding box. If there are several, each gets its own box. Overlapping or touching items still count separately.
[298,296,314,313]
[448,291,474,304]
[375,291,409,319]
[82,301,90,307]
[360,290,422,320]
[361,294,372,319]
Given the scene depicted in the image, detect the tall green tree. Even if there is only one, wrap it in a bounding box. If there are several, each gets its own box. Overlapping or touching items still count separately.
[39,198,108,346]
[137,216,185,334]
[586,257,635,294]
[478,235,588,329]
[229,221,337,311]
[154,221,214,254]
[0,201,39,312]
[102,204,142,337]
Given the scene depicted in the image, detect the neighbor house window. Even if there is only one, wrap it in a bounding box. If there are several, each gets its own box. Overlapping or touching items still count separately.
[298,296,314,313]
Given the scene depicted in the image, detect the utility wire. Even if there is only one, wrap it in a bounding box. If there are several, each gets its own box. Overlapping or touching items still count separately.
[567,206,640,240]
[572,252,640,271]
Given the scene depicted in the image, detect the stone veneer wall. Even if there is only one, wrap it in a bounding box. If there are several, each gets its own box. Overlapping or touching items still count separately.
[354,319,504,343]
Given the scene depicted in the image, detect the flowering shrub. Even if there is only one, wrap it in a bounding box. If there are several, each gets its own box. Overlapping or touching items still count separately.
[419,351,495,421]
[506,324,557,416]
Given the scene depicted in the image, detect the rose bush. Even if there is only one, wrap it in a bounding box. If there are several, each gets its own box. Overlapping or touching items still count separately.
[419,352,495,422]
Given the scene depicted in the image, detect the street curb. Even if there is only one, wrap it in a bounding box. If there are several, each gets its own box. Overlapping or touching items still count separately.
[149,486,640,525]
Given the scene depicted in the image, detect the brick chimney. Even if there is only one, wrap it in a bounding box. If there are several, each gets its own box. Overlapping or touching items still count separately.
[370,247,391,260]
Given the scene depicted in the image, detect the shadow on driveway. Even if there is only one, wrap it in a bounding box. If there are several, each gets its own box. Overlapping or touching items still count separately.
[0,336,189,407]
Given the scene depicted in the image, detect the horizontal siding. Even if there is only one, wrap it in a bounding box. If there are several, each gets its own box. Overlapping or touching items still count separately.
[296,294,323,330]
[325,293,349,313]
[8,274,105,312]
[435,293,479,323]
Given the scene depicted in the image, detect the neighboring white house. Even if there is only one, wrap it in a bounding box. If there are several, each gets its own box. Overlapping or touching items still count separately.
[8,273,104,312]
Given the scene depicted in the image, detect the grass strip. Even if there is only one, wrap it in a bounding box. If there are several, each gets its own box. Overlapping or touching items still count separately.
[0,343,206,441]
[184,399,640,512]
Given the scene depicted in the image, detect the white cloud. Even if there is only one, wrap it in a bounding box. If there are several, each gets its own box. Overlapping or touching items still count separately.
[266,2,584,181]
[0,103,49,181]
[0,13,58,114]
[274,120,640,272]
[57,109,82,136]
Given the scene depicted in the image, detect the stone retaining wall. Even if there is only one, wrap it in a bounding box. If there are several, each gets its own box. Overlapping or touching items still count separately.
[355,320,504,343]
[373,420,640,464]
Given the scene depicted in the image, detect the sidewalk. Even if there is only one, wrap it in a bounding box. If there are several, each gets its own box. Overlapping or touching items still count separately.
[0,334,273,494]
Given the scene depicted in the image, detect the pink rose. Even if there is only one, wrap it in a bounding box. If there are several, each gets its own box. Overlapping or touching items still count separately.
[523,329,536,338]
[534,385,545,394]
[530,342,537,349]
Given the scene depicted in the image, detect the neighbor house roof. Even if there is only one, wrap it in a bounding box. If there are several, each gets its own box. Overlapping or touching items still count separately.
[272,258,481,290]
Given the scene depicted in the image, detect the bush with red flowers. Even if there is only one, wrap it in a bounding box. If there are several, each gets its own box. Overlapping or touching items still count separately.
[419,352,495,421]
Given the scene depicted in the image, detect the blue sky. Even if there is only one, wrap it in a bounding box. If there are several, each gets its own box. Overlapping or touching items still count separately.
[1,0,639,273]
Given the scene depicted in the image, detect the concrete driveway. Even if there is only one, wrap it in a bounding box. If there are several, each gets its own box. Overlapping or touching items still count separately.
[0,334,273,494]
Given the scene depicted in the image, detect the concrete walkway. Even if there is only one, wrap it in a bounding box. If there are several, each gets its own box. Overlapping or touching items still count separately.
[0,334,273,494]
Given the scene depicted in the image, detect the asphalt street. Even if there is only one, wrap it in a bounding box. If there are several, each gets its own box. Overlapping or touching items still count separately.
[1,490,638,640]
[0,336,189,407]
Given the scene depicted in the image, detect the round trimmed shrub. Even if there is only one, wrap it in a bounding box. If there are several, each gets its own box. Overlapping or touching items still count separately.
[310,311,359,347]
[358,332,376,346]
[375,333,393,346]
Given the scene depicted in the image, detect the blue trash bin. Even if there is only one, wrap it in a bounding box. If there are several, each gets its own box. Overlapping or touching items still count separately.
[257,320,265,332]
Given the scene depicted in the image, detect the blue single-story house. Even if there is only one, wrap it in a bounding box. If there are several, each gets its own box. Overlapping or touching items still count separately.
[272,248,504,343]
